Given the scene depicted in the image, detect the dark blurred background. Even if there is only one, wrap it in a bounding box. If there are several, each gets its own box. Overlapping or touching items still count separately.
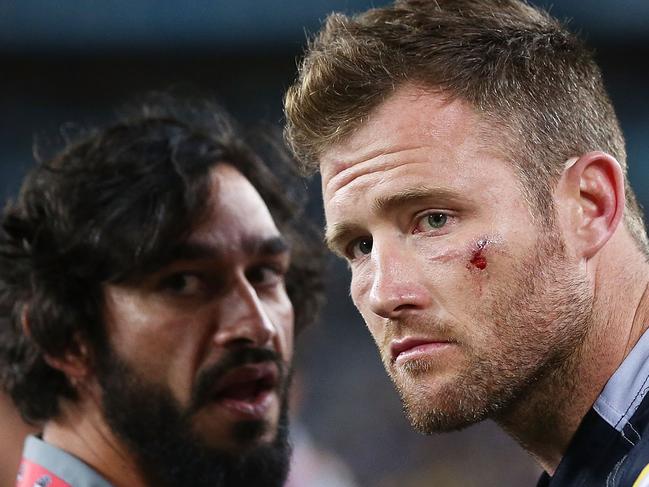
[1,1,647,486]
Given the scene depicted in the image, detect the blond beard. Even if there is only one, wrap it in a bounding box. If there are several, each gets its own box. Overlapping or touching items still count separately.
[388,229,593,433]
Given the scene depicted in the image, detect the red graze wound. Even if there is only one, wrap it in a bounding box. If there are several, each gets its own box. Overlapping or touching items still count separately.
[469,239,488,270]
[470,253,487,270]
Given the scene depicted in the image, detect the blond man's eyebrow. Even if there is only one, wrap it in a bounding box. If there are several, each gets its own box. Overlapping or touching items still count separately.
[324,222,364,256]
[325,186,468,256]
[371,186,463,214]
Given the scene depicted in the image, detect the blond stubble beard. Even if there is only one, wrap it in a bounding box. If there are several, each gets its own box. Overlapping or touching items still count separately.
[387,228,593,434]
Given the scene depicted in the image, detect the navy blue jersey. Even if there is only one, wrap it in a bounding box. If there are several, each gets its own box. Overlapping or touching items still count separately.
[538,331,649,487]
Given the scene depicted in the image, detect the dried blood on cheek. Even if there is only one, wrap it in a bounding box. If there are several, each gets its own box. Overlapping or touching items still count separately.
[468,239,488,270]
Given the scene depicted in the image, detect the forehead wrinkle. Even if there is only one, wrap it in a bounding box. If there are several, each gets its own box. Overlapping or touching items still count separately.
[324,144,429,196]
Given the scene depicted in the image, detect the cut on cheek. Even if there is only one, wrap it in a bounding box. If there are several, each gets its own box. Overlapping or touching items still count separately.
[423,236,494,271]
[469,238,488,270]
[466,236,500,271]
[462,236,502,296]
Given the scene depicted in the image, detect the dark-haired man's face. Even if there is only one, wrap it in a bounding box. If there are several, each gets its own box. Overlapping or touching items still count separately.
[99,163,294,486]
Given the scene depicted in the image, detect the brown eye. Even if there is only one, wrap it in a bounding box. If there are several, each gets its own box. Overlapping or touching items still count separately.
[160,273,204,295]
[246,265,284,288]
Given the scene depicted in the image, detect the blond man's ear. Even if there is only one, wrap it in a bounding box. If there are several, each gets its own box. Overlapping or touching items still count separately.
[554,151,625,260]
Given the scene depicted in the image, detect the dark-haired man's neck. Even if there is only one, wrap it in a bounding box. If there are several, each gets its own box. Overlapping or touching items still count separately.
[496,234,649,475]
[1,394,38,486]
[43,394,149,487]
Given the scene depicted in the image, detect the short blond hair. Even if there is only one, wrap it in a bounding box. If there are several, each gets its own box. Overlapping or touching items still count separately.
[285,0,648,255]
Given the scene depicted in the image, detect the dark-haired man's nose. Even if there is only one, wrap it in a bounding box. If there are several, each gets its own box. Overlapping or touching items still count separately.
[212,275,276,350]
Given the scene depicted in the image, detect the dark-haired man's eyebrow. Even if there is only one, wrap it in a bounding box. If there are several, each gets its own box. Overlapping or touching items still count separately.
[170,236,290,262]
[242,235,290,257]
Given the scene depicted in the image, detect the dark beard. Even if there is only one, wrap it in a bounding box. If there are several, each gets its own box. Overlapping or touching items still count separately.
[94,346,292,487]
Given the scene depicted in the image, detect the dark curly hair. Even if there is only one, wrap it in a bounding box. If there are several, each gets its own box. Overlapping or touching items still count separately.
[0,97,325,423]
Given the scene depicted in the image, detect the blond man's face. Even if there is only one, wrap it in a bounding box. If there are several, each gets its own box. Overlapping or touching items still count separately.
[321,85,592,431]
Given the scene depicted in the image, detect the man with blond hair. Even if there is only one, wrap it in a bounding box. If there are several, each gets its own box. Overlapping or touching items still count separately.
[284,0,649,485]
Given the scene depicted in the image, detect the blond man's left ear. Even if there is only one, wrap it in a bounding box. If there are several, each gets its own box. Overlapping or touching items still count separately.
[555,151,625,260]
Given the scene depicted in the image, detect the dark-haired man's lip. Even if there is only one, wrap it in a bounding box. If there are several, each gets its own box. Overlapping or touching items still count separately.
[211,363,280,419]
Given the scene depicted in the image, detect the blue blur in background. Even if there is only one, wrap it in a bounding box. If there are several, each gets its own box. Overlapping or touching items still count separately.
[1,1,647,486]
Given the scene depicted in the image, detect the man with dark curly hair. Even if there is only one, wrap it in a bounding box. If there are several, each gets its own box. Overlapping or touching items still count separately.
[285,0,649,485]
[0,99,323,487]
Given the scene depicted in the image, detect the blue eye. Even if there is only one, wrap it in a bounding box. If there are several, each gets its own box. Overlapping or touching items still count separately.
[414,212,448,233]
[348,237,373,260]
[426,213,447,229]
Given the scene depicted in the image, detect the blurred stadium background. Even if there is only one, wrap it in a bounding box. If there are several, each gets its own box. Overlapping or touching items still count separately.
[1,1,647,485]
